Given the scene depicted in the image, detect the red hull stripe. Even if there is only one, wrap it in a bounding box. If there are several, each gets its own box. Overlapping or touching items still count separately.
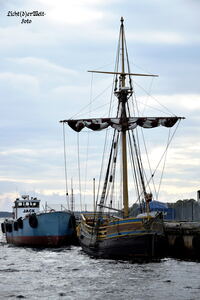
[6,235,71,247]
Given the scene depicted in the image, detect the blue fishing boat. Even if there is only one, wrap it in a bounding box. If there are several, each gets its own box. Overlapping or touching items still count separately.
[1,195,76,247]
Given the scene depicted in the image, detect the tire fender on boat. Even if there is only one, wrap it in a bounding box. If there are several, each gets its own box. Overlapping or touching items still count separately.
[14,221,18,231]
[69,215,76,229]
[1,223,5,233]
[29,214,38,228]
[5,222,12,232]
[17,218,23,229]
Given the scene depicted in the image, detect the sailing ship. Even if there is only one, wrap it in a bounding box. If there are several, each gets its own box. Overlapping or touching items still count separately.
[1,195,77,247]
[60,18,184,259]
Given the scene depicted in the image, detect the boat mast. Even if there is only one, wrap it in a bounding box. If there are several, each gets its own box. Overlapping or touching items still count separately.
[60,18,165,217]
[119,17,129,218]
[117,18,154,216]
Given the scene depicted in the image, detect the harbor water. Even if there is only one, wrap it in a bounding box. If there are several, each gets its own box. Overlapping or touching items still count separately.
[0,220,200,300]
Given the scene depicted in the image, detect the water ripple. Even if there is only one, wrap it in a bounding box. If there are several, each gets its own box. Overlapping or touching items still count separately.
[1,224,200,299]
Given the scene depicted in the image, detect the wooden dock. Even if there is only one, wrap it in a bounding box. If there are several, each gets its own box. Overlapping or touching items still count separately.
[164,221,200,259]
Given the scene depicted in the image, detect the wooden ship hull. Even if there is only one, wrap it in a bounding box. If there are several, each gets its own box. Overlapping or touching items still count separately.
[61,17,184,260]
[78,214,167,259]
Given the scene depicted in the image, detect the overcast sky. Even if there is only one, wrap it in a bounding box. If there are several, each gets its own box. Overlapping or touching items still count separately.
[0,0,200,211]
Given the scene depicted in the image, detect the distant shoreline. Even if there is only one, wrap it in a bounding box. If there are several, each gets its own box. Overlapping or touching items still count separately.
[0,212,12,218]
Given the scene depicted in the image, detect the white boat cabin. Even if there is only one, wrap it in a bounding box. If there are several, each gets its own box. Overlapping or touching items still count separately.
[13,195,40,219]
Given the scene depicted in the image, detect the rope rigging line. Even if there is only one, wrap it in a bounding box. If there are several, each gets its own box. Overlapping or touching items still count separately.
[142,77,154,115]
[135,129,149,194]
[134,119,182,204]
[150,119,181,181]
[156,128,171,200]
[116,135,123,212]
[77,133,83,211]
[132,80,140,117]
[127,65,182,204]
[129,77,176,118]
[124,31,133,93]
[132,79,176,117]
[126,102,144,204]
[130,89,151,202]
[128,60,156,116]
[130,129,148,206]
[70,84,113,120]
[127,101,150,200]
[81,101,114,118]
[127,130,142,210]
[92,129,119,239]
[129,89,156,197]
[109,136,120,210]
[98,129,118,211]
[62,123,70,210]
[83,73,93,207]
[95,98,117,211]
[127,80,177,203]
[105,132,120,207]
[114,35,120,91]
[140,126,157,198]
[83,132,90,207]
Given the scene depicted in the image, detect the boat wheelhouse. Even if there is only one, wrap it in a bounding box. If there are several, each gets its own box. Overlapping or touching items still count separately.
[13,195,40,219]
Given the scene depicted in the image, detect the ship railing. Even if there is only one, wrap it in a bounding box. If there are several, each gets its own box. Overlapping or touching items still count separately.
[41,203,72,213]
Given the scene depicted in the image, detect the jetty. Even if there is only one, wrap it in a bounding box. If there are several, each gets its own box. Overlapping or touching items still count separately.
[164,221,200,259]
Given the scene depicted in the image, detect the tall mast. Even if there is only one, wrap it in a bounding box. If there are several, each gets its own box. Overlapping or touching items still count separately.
[120,17,129,218]
[61,18,178,218]
[85,18,159,217]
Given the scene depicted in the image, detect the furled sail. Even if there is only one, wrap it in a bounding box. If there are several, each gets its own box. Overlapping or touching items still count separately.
[60,117,183,132]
